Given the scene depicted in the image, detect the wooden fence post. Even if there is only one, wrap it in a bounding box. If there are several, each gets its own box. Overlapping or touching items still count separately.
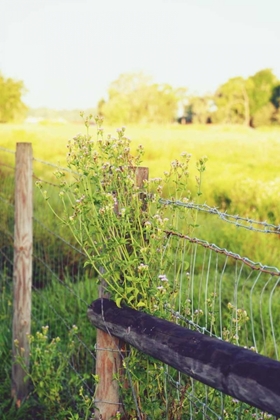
[94,167,148,420]
[12,143,33,405]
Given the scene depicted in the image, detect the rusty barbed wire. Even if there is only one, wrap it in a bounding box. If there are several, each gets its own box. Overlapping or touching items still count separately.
[159,199,280,234]
[164,230,280,277]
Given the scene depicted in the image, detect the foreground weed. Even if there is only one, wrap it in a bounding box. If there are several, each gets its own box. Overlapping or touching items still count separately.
[15,325,96,420]
[36,114,207,417]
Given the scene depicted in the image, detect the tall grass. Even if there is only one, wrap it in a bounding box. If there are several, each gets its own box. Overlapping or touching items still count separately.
[1,122,280,209]
[1,121,279,418]
[1,121,279,266]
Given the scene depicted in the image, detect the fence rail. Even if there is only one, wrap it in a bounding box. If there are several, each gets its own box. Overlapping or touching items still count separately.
[1,143,280,419]
[88,298,280,417]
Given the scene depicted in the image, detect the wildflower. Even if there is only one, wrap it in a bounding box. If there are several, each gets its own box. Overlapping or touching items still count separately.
[138,263,148,272]
[76,195,85,203]
[227,302,234,310]
[194,309,203,315]
[158,274,168,282]
[157,185,163,193]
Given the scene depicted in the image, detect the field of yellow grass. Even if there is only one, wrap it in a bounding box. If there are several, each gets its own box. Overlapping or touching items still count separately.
[1,121,280,210]
[1,121,280,266]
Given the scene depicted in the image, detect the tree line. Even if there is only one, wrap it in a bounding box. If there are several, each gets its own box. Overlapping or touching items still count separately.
[1,68,280,126]
[98,69,280,127]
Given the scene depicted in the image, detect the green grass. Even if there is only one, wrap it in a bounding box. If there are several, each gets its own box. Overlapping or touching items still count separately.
[0,270,97,420]
[1,121,280,418]
[1,121,280,213]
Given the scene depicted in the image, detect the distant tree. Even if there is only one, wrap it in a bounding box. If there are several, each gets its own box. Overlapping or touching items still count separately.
[213,69,280,127]
[185,95,213,124]
[99,72,187,124]
[247,69,278,120]
[212,77,251,125]
[0,73,27,122]
[271,84,280,109]
[270,85,280,125]
[252,103,276,127]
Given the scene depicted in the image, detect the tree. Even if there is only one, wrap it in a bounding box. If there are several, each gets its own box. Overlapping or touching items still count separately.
[185,95,214,124]
[98,72,187,124]
[252,103,276,127]
[213,69,280,127]
[0,73,27,123]
[271,84,280,110]
[212,77,251,125]
[247,69,278,118]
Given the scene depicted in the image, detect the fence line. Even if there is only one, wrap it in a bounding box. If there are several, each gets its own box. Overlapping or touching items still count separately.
[1,145,280,419]
[160,198,280,234]
[163,229,280,276]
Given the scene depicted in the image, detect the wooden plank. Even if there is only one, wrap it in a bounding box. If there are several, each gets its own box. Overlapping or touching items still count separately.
[12,143,33,405]
[88,298,280,417]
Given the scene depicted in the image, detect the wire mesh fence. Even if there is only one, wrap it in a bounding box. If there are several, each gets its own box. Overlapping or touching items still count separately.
[1,144,279,419]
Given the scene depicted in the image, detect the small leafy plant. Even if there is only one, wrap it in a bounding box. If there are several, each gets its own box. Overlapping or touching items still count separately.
[14,325,96,420]
[37,114,208,418]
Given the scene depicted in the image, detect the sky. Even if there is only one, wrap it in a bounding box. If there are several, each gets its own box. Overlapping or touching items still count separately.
[0,0,280,110]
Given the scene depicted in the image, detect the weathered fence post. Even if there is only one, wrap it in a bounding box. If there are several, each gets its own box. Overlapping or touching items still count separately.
[94,167,148,420]
[12,143,33,405]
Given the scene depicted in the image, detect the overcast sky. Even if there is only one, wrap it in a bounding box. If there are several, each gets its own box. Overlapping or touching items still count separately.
[1,0,279,110]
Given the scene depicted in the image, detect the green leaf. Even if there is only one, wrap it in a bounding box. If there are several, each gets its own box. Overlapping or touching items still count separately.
[126,287,137,294]
[116,297,123,308]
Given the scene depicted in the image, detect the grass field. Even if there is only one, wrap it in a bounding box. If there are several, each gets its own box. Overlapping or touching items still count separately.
[1,121,280,207]
[1,121,280,418]
[1,121,280,265]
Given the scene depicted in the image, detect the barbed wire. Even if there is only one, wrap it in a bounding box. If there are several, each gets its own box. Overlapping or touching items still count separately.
[159,199,280,234]
[164,230,280,277]
[0,146,15,154]
[33,156,79,175]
